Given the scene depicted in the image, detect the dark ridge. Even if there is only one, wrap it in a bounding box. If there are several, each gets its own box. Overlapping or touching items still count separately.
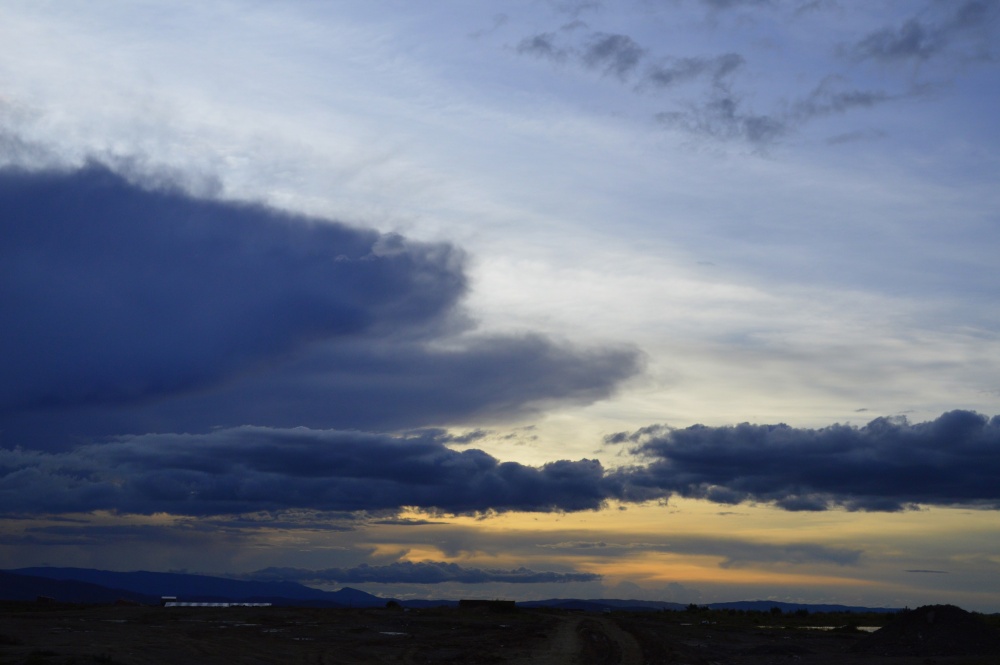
[5,568,392,607]
[0,571,157,605]
[851,604,1000,656]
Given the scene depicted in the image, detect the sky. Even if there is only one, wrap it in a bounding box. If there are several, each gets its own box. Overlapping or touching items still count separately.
[1,0,999,611]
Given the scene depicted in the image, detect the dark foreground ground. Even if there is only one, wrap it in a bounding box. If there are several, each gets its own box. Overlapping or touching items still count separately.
[2,602,999,665]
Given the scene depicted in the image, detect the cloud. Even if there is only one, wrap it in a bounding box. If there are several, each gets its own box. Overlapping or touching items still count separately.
[6,408,991,550]
[700,0,774,10]
[656,93,788,145]
[514,25,791,146]
[518,29,741,90]
[824,127,888,144]
[513,6,979,148]
[246,561,601,585]
[514,27,784,144]
[657,75,907,146]
[855,18,944,62]
[582,33,646,79]
[643,54,744,89]
[516,32,568,61]
[536,537,860,567]
[792,76,899,121]
[614,410,1000,511]
[0,163,463,414]
[0,163,642,447]
[0,426,638,516]
[848,1,1000,64]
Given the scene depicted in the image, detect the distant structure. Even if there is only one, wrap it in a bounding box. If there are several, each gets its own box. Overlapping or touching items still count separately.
[458,599,517,612]
[160,595,270,607]
[163,602,272,607]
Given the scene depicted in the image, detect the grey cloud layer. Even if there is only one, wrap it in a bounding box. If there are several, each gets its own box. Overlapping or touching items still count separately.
[537,538,860,568]
[613,410,1000,512]
[247,562,600,585]
[0,164,641,447]
[3,412,998,518]
[0,427,635,516]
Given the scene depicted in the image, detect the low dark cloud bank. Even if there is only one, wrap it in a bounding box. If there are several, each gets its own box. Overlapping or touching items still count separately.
[611,410,1000,512]
[0,163,640,448]
[3,411,998,519]
[246,561,600,585]
[0,427,635,516]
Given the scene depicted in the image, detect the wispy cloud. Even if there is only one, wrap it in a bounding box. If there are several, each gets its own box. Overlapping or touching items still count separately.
[537,538,861,567]
[848,1,1000,64]
[246,561,600,585]
[582,32,646,79]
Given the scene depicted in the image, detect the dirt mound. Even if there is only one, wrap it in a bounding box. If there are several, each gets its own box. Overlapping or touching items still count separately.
[851,604,1000,657]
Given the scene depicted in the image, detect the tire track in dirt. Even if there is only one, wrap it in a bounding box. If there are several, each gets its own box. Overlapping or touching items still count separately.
[594,616,643,665]
[577,617,644,664]
[508,613,582,665]
[509,613,644,665]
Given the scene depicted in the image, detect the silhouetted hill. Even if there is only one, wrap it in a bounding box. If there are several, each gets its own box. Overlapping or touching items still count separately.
[852,604,1000,656]
[705,600,900,613]
[400,599,460,608]
[7,567,387,607]
[0,571,157,604]
[3,568,903,613]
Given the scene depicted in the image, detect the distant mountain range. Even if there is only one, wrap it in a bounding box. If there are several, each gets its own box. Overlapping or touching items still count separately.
[1,567,900,614]
[516,598,901,614]
[3,568,386,608]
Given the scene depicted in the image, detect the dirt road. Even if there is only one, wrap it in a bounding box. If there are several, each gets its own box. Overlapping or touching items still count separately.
[512,613,643,665]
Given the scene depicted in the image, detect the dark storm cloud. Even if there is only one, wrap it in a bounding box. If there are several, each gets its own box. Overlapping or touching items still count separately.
[3,331,639,447]
[613,410,1000,511]
[7,405,993,519]
[0,164,641,447]
[0,427,642,516]
[849,1,1000,64]
[0,163,462,414]
[247,561,600,585]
